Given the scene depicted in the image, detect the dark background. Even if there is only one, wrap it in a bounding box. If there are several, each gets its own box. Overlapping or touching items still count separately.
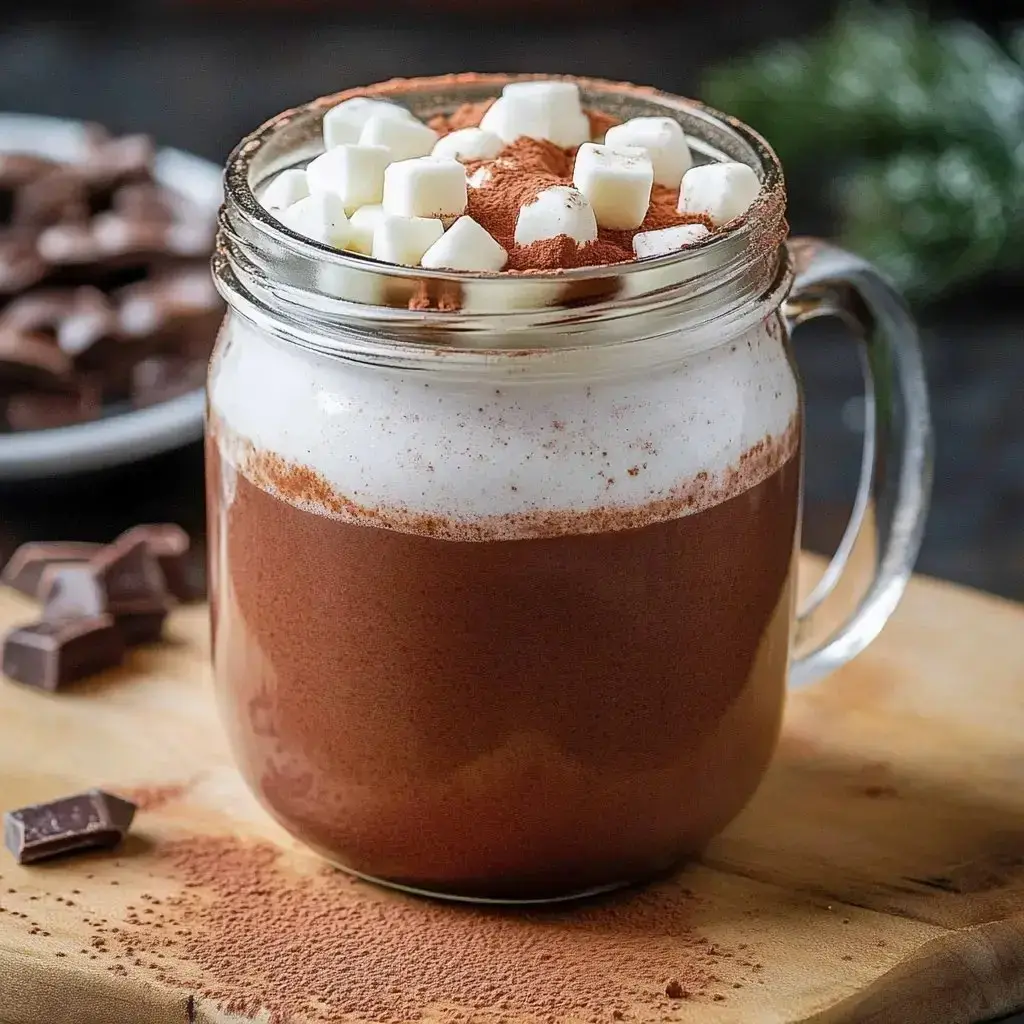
[0,0,1022,600]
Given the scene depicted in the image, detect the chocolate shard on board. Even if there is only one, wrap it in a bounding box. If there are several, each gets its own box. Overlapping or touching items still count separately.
[4,789,136,864]
[92,535,172,613]
[2,616,124,691]
[1,541,102,598]
[116,523,192,601]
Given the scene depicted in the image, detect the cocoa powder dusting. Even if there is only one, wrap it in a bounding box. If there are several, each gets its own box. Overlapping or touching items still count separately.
[110,835,752,1023]
[434,106,712,272]
[118,782,189,813]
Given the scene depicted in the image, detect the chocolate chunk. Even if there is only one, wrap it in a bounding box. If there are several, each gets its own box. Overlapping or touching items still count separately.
[81,134,154,192]
[2,616,124,691]
[1,541,102,598]
[115,524,192,601]
[42,538,171,624]
[0,153,60,191]
[13,169,89,228]
[3,789,136,864]
[113,181,180,225]
[131,355,206,408]
[54,290,121,369]
[92,536,171,612]
[6,380,102,431]
[0,328,73,391]
[116,610,168,646]
[0,232,47,297]
[0,289,76,335]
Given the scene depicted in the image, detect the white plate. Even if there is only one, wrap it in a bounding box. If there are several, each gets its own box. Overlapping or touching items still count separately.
[0,113,222,480]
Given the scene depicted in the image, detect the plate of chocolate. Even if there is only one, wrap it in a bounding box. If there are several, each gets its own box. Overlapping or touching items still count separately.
[0,113,223,479]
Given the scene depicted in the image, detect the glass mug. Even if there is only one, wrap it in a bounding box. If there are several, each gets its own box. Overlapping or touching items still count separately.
[207,75,932,903]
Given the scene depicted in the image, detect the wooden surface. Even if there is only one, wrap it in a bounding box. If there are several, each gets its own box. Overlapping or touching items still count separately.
[1,555,1023,1024]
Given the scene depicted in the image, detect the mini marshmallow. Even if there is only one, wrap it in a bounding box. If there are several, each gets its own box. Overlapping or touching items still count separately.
[432,128,504,163]
[678,161,761,226]
[277,192,351,249]
[382,157,468,219]
[572,143,654,230]
[305,144,392,212]
[346,204,386,255]
[371,214,444,266]
[359,115,438,162]
[604,117,692,189]
[260,168,309,211]
[322,97,416,149]
[480,81,590,148]
[632,223,710,258]
[514,185,598,247]
[420,216,508,271]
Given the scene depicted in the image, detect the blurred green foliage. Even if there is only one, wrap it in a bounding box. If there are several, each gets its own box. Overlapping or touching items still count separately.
[704,4,1024,302]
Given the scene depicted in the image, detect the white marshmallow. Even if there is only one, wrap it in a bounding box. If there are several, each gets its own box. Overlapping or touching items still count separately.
[382,157,468,219]
[371,214,444,266]
[277,192,351,249]
[432,128,504,163]
[306,144,392,212]
[678,161,761,226]
[420,216,507,272]
[572,142,654,230]
[480,81,590,148]
[359,115,438,162]
[322,97,416,149]
[632,223,710,258]
[514,185,598,247]
[604,117,692,189]
[259,168,309,211]
[346,204,386,255]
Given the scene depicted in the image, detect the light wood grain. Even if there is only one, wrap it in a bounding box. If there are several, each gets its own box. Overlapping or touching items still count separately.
[1,557,1023,1024]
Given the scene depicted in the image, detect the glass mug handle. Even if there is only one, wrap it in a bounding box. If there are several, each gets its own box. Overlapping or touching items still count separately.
[784,238,934,688]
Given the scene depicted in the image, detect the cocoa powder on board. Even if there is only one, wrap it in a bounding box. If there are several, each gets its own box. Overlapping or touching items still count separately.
[104,834,765,1024]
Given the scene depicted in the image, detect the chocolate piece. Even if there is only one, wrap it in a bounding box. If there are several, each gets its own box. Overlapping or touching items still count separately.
[0,289,76,335]
[0,232,47,297]
[117,265,222,355]
[54,290,121,369]
[13,169,89,228]
[115,524,192,601]
[0,328,73,391]
[116,610,168,646]
[81,134,154,192]
[0,153,60,191]
[2,616,124,691]
[3,789,136,864]
[5,383,102,431]
[1,541,102,598]
[113,181,180,225]
[131,355,207,408]
[92,536,171,612]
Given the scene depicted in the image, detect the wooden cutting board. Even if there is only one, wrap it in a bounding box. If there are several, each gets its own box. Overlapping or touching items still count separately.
[1,555,1023,1024]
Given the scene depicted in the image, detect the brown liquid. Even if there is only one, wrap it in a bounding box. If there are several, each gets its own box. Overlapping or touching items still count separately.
[208,438,801,900]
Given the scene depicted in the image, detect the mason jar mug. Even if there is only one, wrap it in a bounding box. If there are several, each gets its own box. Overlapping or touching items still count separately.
[207,75,932,902]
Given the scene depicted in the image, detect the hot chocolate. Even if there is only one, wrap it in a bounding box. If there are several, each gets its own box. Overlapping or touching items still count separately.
[207,302,801,899]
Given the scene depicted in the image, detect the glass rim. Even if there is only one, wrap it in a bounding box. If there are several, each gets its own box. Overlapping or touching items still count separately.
[220,73,786,277]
